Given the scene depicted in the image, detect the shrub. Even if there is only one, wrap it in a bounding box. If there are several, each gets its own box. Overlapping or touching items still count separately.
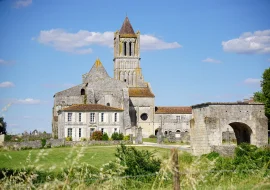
[80,137,87,141]
[115,144,161,177]
[65,137,72,141]
[4,135,12,141]
[111,132,124,140]
[102,133,109,141]
[149,134,156,138]
[91,131,102,141]
[123,135,130,141]
[41,139,46,148]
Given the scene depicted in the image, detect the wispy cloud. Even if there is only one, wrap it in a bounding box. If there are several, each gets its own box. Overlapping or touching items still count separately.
[0,81,15,88]
[14,0,32,8]
[244,78,261,86]
[222,29,270,54]
[202,58,222,64]
[35,29,181,54]
[15,98,41,105]
[0,59,15,65]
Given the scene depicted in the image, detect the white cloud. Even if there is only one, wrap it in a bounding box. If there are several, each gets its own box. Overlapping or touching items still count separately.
[15,98,41,105]
[140,34,181,50]
[14,0,32,8]
[0,81,15,88]
[35,29,181,54]
[0,59,15,65]
[202,58,222,64]
[244,78,261,86]
[222,29,270,54]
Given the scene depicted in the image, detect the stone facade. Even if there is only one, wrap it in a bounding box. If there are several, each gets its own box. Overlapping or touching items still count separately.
[190,103,268,155]
[0,134,4,145]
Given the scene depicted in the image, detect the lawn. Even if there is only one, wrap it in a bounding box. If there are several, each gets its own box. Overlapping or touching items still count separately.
[0,146,170,171]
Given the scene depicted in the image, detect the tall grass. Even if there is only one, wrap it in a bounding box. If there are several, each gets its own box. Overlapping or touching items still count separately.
[0,144,269,189]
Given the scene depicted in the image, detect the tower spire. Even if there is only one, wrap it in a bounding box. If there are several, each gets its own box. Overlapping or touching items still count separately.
[119,16,135,35]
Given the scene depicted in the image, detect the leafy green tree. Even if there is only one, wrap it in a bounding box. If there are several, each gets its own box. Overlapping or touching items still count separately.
[0,117,7,134]
[254,68,270,129]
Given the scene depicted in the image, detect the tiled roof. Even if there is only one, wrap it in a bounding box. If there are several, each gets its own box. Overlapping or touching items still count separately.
[63,104,124,112]
[129,87,155,97]
[119,17,135,35]
[155,106,192,114]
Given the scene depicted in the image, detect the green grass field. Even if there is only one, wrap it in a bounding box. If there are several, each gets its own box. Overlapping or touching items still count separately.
[0,146,170,171]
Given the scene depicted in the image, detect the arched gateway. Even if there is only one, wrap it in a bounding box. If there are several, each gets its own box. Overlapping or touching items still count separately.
[190,102,268,156]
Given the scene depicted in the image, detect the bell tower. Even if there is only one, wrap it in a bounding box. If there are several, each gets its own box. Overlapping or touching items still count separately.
[114,17,146,87]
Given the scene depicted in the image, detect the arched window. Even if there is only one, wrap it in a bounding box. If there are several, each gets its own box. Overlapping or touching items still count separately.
[107,103,110,106]
[81,89,85,95]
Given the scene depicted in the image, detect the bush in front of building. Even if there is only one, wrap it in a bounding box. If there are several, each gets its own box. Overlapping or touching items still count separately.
[149,134,156,138]
[65,137,72,141]
[91,131,103,141]
[123,135,130,141]
[111,132,124,140]
[102,133,109,141]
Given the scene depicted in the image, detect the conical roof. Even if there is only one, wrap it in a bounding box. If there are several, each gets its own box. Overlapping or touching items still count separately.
[119,17,135,35]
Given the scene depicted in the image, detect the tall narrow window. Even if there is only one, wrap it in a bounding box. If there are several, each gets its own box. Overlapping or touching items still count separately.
[79,113,82,122]
[114,113,117,122]
[101,128,104,134]
[101,113,104,122]
[129,42,132,56]
[68,113,72,122]
[90,113,95,123]
[124,42,126,56]
[79,128,81,138]
[68,128,72,137]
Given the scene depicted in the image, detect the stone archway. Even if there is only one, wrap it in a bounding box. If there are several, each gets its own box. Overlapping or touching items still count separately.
[229,122,252,145]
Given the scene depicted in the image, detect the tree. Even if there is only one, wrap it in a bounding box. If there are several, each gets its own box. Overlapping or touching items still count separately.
[0,117,7,135]
[254,68,270,129]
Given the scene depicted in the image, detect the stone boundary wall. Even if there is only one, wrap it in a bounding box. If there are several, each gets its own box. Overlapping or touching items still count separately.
[3,140,42,149]
[211,145,236,157]
[0,134,4,145]
[2,139,131,149]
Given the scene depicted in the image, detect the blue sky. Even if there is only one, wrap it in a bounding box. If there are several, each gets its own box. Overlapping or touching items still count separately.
[0,0,269,134]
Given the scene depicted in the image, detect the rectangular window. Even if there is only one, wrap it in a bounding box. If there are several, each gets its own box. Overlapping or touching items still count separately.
[68,113,72,122]
[114,113,117,122]
[90,113,95,123]
[79,113,82,122]
[101,128,104,134]
[79,128,81,138]
[101,113,104,122]
[68,128,72,137]
[114,128,118,132]
[176,116,180,122]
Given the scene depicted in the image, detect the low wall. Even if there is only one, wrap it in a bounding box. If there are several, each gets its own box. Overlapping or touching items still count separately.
[211,145,236,157]
[0,134,4,145]
[3,140,42,149]
[2,139,130,150]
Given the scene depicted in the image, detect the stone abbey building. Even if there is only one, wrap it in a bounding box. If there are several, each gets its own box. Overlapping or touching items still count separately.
[52,17,192,140]
[52,17,268,154]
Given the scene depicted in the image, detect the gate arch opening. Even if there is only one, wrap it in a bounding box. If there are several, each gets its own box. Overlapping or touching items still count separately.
[229,122,252,145]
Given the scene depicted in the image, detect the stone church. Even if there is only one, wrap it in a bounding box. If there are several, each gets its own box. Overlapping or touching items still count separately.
[52,17,192,140]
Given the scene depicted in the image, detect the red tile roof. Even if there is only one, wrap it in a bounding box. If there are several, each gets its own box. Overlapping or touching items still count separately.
[155,106,192,114]
[129,87,155,97]
[63,104,123,112]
